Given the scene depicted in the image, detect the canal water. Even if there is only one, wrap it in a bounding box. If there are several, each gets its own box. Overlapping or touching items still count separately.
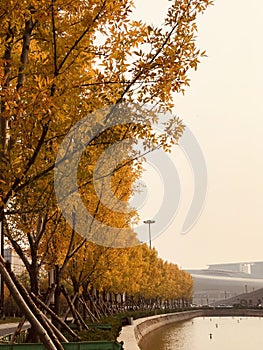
[139,316,263,350]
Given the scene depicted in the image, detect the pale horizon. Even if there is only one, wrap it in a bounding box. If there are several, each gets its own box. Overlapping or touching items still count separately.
[133,0,263,269]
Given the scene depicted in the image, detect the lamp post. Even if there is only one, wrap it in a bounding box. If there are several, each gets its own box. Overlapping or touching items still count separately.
[245,284,248,294]
[143,220,155,249]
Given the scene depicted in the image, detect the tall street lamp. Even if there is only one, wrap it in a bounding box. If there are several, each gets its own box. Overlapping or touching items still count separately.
[143,219,155,249]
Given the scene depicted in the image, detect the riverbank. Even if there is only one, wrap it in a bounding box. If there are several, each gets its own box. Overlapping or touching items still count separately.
[118,308,263,349]
[139,314,263,350]
[117,310,202,350]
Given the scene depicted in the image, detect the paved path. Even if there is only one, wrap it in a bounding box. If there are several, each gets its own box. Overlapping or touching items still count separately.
[0,321,30,337]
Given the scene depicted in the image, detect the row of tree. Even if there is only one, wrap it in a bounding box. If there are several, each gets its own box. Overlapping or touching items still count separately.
[4,243,193,323]
[61,243,193,310]
[0,0,212,348]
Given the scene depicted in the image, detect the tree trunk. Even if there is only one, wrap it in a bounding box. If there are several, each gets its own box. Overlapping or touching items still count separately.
[29,266,39,296]
[6,262,65,349]
[53,264,61,328]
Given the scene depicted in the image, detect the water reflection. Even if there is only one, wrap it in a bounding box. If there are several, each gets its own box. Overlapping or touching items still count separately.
[139,317,263,350]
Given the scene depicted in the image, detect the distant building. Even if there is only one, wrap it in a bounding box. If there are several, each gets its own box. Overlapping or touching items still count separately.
[208,263,242,273]
[4,247,25,274]
[208,261,263,278]
[187,261,263,305]
[250,262,263,278]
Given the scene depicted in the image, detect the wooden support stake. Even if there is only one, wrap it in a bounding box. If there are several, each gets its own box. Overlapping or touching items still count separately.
[78,296,99,323]
[61,286,88,330]
[64,292,78,321]
[31,293,80,340]
[10,315,26,344]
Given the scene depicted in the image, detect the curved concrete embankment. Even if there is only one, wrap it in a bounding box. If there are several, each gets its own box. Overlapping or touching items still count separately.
[117,310,203,350]
[118,308,263,349]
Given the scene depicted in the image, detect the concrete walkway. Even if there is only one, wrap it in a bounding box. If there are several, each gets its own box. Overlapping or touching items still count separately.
[118,322,140,350]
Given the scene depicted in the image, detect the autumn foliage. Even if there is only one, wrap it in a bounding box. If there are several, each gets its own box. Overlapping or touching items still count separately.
[0,0,212,345]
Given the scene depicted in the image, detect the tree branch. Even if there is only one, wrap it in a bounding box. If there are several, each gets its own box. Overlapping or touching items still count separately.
[57,0,107,73]
[16,16,34,90]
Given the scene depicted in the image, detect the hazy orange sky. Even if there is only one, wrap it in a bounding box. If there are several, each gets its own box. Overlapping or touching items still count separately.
[132,0,263,268]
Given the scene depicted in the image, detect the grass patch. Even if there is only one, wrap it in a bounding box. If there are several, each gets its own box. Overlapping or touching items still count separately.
[77,308,184,341]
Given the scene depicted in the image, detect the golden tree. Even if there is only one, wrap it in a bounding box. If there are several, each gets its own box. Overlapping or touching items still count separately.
[0,0,212,347]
